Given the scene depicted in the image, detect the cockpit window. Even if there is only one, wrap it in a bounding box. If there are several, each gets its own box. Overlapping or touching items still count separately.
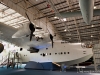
[81,43,93,48]
[86,44,93,48]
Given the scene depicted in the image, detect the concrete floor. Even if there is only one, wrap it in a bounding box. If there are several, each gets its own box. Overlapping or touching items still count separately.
[0,67,100,75]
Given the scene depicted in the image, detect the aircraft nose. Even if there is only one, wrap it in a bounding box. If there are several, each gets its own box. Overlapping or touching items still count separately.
[79,0,94,25]
[84,14,92,25]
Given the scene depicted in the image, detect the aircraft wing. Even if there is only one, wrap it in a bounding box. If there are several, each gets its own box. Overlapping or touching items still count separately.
[12,22,31,38]
[26,34,52,50]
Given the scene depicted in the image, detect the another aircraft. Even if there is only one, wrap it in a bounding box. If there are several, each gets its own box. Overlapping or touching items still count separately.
[57,0,100,24]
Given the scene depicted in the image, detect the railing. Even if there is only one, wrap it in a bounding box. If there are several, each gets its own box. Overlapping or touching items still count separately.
[0,51,22,68]
[0,57,8,67]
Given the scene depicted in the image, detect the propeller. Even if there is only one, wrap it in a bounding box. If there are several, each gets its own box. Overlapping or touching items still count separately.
[25,12,35,41]
[45,17,54,48]
[50,34,53,48]
[29,22,35,41]
[25,12,42,41]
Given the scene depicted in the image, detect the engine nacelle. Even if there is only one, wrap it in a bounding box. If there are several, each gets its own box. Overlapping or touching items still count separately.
[0,43,4,53]
[12,22,34,38]
[27,47,39,53]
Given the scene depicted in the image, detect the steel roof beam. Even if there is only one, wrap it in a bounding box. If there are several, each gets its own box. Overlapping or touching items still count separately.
[1,12,16,19]
[4,15,22,23]
[27,1,46,9]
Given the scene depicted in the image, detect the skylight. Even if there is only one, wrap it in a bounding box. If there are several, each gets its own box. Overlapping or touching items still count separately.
[0,3,28,29]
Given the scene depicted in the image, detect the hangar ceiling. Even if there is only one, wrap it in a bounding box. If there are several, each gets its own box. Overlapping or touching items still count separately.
[0,0,100,44]
[0,3,28,28]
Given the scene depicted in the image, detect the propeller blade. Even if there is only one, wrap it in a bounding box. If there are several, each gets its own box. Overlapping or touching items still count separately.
[29,23,35,31]
[25,12,31,22]
[25,12,36,41]
[51,39,53,48]
[50,34,53,48]
[30,31,33,41]
[29,23,35,41]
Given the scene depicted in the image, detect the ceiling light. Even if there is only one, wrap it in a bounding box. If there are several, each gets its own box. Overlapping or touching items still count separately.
[64,29,67,31]
[91,35,93,37]
[91,25,94,27]
[63,18,67,21]
[94,6,96,9]
[54,16,58,19]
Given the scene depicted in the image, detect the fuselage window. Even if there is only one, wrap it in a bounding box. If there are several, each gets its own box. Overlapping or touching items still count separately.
[46,48,48,50]
[64,52,66,54]
[68,52,69,54]
[49,53,51,55]
[55,53,57,54]
[20,48,23,51]
[61,52,63,54]
[43,53,45,57]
